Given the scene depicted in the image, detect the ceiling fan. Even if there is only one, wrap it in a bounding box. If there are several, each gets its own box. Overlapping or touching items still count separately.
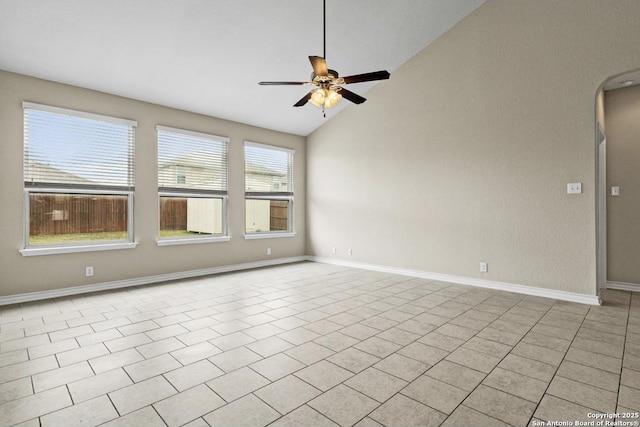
[258,0,390,115]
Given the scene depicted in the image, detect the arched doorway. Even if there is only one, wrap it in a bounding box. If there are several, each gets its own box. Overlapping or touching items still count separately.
[596,68,640,292]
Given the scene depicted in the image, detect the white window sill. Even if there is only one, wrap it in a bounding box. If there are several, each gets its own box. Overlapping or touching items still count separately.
[244,232,296,240]
[20,242,138,257]
[157,236,231,246]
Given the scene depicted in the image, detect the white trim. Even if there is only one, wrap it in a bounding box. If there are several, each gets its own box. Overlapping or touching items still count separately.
[25,188,132,195]
[597,123,607,290]
[1,255,604,306]
[159,192,228,198]
[156,125,230,143]
[244,232,296,240]
[605,281,640,291]
[309,257,602,306]
[157,236,231,246]
[20,242,138,257]
[23,190,136,253]
[245,140,295,154]
[22,101,137,127]
[245,195,293,201]
[0,256,307,306]
[127,192,135,244]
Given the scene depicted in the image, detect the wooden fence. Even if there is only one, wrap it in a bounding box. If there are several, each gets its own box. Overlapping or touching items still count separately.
[29,193,128,235]
[30,194,288,234]
[270,201,288,231]
[159,198,187,230]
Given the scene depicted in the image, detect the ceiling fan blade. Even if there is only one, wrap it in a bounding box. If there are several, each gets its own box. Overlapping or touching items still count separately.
[342,70,390,84]
[293,91,313,107]
[309,56,328,77]
[339,88,366,104]
[258,81,309,85]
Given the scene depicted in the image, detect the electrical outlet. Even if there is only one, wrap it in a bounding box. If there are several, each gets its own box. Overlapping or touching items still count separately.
[567,183,582,194]
[85,266,94,277]
[480,262,488,273]
[266,248,272,255]
[332,247,336,254]
[348,249,353,256]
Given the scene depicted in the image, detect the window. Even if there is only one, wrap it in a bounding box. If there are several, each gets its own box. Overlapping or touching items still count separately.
[157,126,229,244]
[244,141,294,237]
[22,102,136,255]
[176,166,186,185]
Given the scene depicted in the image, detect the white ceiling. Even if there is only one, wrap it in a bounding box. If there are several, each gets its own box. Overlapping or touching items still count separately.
[0,0,485,136]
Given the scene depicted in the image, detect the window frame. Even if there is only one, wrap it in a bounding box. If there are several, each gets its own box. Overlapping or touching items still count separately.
[156,125,230,246]
[20,102,137,256]
[244,141,295,239]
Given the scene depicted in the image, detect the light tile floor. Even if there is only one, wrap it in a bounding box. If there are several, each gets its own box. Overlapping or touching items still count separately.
[1,262,639,427]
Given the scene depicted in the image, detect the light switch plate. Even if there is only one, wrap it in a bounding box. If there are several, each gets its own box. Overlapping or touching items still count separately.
[567,183,582,194]
[611,186,620,196]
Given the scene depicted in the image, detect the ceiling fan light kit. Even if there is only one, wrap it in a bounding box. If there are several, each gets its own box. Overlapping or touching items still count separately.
[309,87,342,109]
[258,0,390,116]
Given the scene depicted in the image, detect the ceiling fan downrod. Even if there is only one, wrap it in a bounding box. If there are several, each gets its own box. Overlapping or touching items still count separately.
[323,0,326,60]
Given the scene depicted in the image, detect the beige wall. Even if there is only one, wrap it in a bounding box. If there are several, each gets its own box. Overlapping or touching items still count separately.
[306,0,640,296]
[605,85,640,284]
[0,71,306,298]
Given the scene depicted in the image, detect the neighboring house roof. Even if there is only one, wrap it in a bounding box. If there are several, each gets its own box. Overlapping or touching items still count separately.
[158,150,223,169]
[245,162,285,177]
[159,150,285,177]
[25,161,93,184]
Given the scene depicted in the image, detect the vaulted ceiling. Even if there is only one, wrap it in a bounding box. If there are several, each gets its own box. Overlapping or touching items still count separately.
[0,0,485,136]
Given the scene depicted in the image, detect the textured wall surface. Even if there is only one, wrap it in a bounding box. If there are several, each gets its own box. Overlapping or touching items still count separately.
[306,0,640,296]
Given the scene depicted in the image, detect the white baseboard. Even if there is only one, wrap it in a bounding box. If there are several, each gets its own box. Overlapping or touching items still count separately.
[0,256,307,306]
[605,281,640,292]
[0,255,603,307]
[309,256,601,306]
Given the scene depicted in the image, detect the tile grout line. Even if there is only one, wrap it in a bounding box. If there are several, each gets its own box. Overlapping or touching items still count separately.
[616,293,633,411]
[525,305,601,425]
[247,279,454,426]
[354,294,539,427]
[420,298,545,426]
[426,299,559,424]
[2,267,636,427]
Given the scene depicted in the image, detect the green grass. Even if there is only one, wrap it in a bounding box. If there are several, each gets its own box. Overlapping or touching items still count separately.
[29,231,128,245]
[159,229,204,238]
[29,229,217,244]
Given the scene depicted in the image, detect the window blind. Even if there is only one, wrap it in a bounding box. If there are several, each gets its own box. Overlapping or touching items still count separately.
[157,126,228,195]
[23,103,136,190]
[244,142,294,196]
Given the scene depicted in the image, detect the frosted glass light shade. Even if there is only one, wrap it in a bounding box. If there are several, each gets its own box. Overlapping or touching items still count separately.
[309,88,342,109]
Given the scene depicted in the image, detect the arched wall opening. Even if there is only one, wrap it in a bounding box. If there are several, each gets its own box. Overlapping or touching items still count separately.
[596,68,640,292]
